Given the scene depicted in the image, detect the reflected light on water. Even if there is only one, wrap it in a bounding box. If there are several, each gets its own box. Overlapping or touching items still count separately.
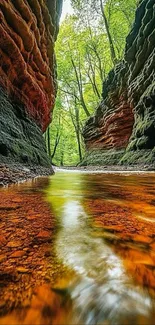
[0,172,155,324]
[62,201,86,228]
[46,172,155,324]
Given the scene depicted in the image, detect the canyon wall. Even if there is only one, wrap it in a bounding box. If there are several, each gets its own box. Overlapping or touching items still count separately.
[83,0,155,166]
[0,0,62,165]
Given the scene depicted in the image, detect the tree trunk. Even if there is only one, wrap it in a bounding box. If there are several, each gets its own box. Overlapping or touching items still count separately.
[60,145,64,166]
[51,132,61,161]
[70,53,91,117]
[74,103,82,162]
[100,0,117,66]
[69,98,83,162]
[47,126,51,158]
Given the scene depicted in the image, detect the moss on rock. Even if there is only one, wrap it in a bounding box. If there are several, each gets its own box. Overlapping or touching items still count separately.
[82,0,155,168]
[0,88,51,167]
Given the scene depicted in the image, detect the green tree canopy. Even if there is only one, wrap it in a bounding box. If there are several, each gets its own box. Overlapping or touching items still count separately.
[46,0,137,166]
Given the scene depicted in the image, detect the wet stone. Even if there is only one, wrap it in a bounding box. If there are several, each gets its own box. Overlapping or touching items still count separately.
[7,241,23,248]
[17,267,30,273]
[10,251,25,258]
[0,235,7,245]
[11,219,20,223]
[27,216,36,220]
[37,231,51,239]
[0,254,6,262]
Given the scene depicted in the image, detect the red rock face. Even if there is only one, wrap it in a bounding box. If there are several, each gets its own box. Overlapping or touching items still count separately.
[84,90,134,150]
[100,102,134,150]
[86,92,134,149]
[0,0,61,132]
[83,0,155,165]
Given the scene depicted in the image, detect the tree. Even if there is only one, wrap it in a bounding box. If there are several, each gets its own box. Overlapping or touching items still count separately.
[47,1,137,166]
[71,0,137,62]
[68,95,83,161]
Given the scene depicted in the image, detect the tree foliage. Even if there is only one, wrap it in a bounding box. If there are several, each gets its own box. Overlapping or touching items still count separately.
[47,0,137,166]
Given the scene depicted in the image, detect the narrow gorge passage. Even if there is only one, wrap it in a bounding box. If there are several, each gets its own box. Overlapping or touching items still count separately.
[1,2,155,324]
[0,171,155,324]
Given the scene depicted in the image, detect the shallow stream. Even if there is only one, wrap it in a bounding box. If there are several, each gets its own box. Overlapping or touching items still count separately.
[0,170,155,324]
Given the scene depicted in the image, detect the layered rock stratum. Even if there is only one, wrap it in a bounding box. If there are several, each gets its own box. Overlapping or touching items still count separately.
[83,0,155,166]
[0,0,62,166]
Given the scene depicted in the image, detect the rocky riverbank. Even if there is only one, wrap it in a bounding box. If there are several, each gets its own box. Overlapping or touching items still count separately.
[0,163,54,187]
[1,163,155,187]
[55,164,155,172]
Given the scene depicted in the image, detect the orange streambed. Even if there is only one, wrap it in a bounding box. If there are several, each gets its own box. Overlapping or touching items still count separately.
[0,171,155,324]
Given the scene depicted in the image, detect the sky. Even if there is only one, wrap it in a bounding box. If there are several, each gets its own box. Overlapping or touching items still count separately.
[60,0,73,22]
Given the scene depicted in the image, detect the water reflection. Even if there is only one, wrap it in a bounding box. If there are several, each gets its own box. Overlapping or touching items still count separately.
[0,172,155,324]
[46,172,155,324]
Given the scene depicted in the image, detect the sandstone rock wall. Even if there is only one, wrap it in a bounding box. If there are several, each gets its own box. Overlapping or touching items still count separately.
[83,0,155,166]
[0,0,62,165]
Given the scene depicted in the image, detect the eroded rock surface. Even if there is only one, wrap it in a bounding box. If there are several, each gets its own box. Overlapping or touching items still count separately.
[83,0,155,166]
[0,0,62,165]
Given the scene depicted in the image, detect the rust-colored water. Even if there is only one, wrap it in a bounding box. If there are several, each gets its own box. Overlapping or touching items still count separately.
[0,171,155,324]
